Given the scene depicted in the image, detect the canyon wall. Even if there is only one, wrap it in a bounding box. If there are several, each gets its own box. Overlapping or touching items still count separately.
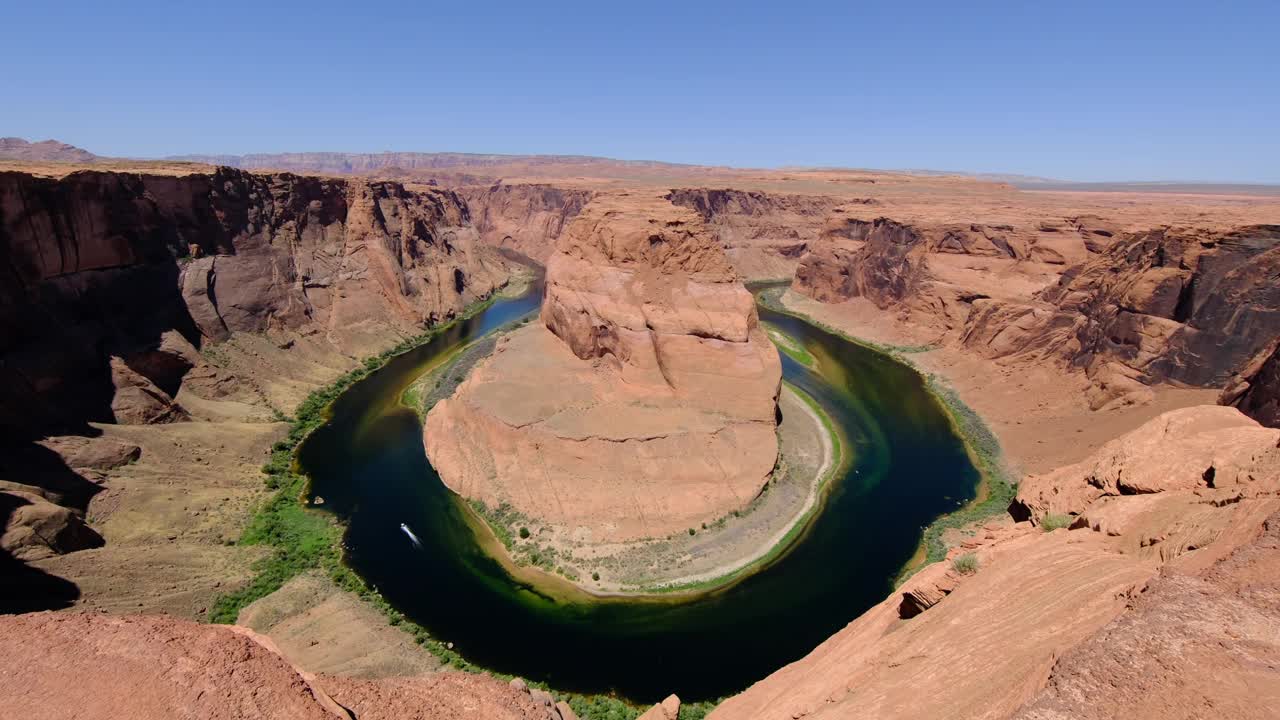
[792,217,1280,405]
[1221,338,1280,428]
[426,193,781,542]
[666,188,843,280]
[0,167,506,437]
[961,224,1280,389]
[460,183,594,262]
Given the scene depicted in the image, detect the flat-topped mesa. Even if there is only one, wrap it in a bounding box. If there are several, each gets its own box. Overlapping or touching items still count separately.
[426,194,782,543]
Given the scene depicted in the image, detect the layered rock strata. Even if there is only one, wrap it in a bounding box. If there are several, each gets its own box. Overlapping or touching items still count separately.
[426,194,781,542]
[0,167,505,437]
[666,188,844,279]
[461,183,594,263]
[793,218,1280,408]
[710,406,1280,720]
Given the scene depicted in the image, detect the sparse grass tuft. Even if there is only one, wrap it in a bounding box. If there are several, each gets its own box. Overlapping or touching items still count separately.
[952,553,979,575]
[1041,513,1073,532]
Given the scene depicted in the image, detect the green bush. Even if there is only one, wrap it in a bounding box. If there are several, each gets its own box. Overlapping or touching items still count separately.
[1041,513,1073,531]
[592,572,600,581]
[688,528,696,536]
[952,553,979,575]
[519,526,531,539]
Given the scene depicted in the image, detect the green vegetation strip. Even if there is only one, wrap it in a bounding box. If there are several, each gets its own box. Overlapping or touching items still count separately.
[754,287,1018,582]
[763,322,816,368]
[206,294,716,719]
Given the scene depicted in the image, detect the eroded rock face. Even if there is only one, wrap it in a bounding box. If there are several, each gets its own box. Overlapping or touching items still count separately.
[711,406,1280,720]
[794,216,1280,400]
[0,490,104,561]
[0,168,504,437]
[426,194,781,542]
[666,188,844,280]
[1010,406,1280,524]
[0,612,556,720]
[1220,337,1280,428]
[961,225,1280,387]
[462,183,594,263]
[793,217,931,308]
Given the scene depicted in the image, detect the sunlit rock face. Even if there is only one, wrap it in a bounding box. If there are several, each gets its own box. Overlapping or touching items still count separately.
[426,193,781,542]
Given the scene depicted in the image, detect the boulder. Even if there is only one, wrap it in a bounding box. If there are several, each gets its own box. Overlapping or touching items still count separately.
[637,694,681,720]
[0,490,104,561]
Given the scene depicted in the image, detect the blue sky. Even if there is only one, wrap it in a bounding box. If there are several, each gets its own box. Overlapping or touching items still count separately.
[3,1,1277,182]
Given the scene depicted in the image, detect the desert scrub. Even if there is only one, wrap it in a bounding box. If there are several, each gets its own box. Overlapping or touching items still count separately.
[1041,513,1073,531]
[909,377,1018,567]
[210,293,501,622]
[952,553,979,575]
[764,323,816,367]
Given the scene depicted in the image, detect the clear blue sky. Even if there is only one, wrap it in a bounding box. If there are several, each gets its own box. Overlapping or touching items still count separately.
[4,1,1277,182]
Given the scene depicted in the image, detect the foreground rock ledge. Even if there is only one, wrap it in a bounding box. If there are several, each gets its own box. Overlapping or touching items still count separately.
[708,406,1280,720]
[426,193,781,542]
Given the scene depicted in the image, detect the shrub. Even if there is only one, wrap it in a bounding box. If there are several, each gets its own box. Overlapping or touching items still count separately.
[1041,513,1073,532]
[519,526,531,539]
[952,553,979,575]
[688,528,696,536]
[592,572,600,581]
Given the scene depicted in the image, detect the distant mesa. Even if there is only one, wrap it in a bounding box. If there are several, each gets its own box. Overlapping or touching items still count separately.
[0,137,98,164]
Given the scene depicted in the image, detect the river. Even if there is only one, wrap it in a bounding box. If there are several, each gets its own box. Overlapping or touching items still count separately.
[299,279,979,702]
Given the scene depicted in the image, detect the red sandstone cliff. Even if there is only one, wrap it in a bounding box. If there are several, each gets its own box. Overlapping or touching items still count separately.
[0,167,506,437]
[460,183,594,263]
[792,217,1280,407]
[711,406,1280,720]
[665,188,843,279]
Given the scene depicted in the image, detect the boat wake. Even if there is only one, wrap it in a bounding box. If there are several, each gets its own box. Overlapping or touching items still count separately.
[400,522,423,549]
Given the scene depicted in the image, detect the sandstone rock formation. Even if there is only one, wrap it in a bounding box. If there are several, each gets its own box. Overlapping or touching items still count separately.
[1221,337,1280,428]
[0,612,563,720]
[710,406,1280,720]
[0,167,506,438]
[1011,406,1280,524]
[666,188,842,279]
[636,694,681,720]
[1012,511,1280,720]
[793,216,1280,406]
[462,183,594,262]
[426,194,781,542]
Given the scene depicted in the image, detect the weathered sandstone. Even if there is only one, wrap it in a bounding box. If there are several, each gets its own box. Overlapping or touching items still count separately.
[793,216,1280,405]
[666,188,842,279]
[426,194,781,542]
[1011,406,1280,524]
[0,612,560,720]
[1221,336,1280,428]
[0,167,505,437]
[711,406,1280,720]
[462,183,594,262]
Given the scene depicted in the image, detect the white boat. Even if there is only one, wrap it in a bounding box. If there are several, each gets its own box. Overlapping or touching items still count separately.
[399,522,423,548]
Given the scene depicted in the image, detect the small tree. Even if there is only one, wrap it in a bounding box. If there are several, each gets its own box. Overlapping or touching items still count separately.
[519,527,530,539]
